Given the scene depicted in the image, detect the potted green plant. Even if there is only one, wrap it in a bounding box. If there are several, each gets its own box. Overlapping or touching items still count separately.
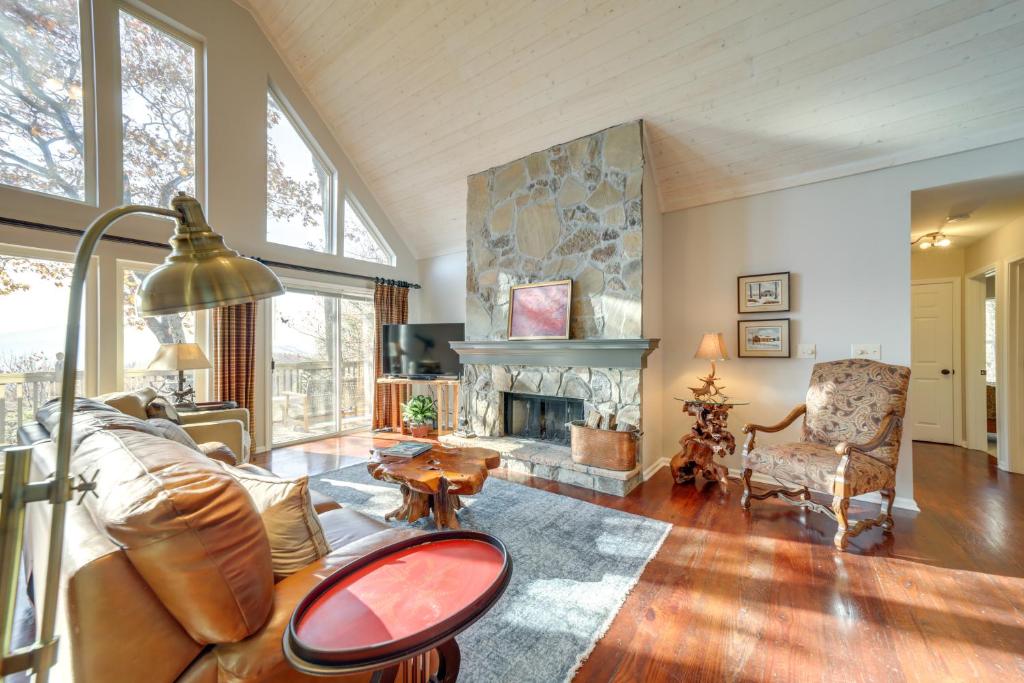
[402,394,437,438]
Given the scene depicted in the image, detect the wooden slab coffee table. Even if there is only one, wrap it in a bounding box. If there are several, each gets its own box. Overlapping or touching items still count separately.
[367,445,500,530]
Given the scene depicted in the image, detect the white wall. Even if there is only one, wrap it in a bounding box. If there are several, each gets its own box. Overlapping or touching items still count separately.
[659,138,1024,509]
[0,0,419,451]
[412,251,467,324]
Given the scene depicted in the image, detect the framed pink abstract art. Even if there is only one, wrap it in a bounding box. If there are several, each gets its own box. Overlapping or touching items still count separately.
[507,279,572,340]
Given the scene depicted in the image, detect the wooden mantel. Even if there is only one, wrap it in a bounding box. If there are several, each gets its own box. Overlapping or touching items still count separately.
[449,338,659,369]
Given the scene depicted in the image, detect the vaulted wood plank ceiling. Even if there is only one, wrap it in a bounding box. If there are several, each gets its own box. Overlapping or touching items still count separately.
[240,0,1024,258]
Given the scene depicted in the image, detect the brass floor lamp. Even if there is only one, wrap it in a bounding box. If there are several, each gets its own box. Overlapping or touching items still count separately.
[0,193,284,681]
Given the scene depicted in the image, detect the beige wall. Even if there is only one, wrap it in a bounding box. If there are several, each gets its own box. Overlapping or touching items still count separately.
[911,248,965,280]
[966,215,1024,273]
[0,0,418,451]
[658,137,1024,509]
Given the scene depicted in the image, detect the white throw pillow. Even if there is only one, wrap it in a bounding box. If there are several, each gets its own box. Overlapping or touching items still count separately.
[217,463,330,578]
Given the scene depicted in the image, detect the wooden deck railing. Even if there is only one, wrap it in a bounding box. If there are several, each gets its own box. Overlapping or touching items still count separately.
[0,360,373,445]
[271,360,372,433]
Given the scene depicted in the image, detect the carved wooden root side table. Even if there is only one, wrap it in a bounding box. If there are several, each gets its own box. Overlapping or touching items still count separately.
[670,399,744,490]
[367,445,500,529]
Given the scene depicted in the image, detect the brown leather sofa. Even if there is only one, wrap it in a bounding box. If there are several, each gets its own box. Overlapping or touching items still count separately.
[19,399,426,682]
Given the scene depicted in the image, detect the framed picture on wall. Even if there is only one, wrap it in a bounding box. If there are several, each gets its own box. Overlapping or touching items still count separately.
[507,279,572,340]
[738,272,790,313]
[738,319,790,358]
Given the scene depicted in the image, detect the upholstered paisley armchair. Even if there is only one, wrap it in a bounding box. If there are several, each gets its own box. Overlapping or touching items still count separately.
[740,359,911,550]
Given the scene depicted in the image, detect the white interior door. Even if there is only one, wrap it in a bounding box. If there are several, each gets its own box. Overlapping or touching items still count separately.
[911,282,956,443]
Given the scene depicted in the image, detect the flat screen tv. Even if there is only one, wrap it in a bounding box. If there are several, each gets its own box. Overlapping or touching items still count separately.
[382,323,464,378]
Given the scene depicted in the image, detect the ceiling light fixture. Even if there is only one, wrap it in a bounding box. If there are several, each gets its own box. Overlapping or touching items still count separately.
[911,212,969,250]
[913,231,951,250]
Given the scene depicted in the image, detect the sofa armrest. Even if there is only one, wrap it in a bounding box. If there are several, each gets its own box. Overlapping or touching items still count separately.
[179,407,250,427]
[182,420,246,462]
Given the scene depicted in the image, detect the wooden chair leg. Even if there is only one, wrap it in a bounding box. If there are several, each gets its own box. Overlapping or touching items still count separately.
[832,495,850,550]
[741,468,753,509]
[881,487,896,532]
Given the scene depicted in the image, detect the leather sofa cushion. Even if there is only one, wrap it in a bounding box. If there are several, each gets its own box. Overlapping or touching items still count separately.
[200,441,239,465]
[35,397,178,451]
[218,464,331,579]
[319,507,390,551]
[73,429,274,644]
[97,386,158,420]
[147,417,201,450]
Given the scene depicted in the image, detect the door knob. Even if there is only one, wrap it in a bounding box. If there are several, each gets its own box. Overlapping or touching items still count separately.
[941,369,952,375]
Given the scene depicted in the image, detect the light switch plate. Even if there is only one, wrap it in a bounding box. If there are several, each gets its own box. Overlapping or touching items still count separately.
[851,344,881,360]
[797,344,816,359]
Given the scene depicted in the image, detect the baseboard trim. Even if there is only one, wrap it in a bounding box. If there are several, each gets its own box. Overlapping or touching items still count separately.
[643,457,669,481]
[727,468,920,512]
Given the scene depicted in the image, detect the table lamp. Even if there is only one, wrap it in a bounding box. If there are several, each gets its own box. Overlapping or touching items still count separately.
[690,332,729,401]
[0,193,284,682]
[148,343,213,407]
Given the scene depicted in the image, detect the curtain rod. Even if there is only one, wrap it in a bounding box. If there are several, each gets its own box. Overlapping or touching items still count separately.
[0,214,421,289]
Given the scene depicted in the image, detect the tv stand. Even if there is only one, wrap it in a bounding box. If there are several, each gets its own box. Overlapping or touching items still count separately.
[376,376,460,435]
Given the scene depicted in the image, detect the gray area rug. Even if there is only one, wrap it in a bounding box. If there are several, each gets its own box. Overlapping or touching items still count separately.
[309,465,671,683]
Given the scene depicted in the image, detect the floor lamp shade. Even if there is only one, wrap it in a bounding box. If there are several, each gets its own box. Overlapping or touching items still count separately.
[139,194,284,316]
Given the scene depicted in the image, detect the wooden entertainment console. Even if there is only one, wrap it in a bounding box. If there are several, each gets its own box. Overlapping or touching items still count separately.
[376,377,460,434]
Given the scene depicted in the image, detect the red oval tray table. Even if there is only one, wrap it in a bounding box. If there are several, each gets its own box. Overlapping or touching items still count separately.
[284,530,511,682]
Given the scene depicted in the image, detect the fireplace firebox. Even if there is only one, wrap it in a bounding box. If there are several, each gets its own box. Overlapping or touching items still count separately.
[502,392,584,444]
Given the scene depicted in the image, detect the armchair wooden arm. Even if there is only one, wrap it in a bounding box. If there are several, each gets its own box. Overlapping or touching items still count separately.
[742,404,806,435]
[834,412,902,465]
[742,404,806,454]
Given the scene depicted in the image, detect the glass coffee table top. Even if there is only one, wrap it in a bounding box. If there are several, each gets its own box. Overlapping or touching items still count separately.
[673,397,749,407]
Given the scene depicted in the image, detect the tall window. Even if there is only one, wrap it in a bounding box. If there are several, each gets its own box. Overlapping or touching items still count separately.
[344,199,393,265]
[119,10,196,207]
[122,266,196,391]
[266,91,332,253]
[0,250,84,444]
[0,0,87,200]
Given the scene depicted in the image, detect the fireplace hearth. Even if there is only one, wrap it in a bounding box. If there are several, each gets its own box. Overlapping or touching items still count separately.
[503,392,584,445]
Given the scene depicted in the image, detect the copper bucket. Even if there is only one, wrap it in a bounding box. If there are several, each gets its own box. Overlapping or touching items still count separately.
[568,421,639,471]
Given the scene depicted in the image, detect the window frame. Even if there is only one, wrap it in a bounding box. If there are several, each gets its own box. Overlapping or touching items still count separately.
[115,258,210,397]
[343,194,395,266]
[265,85,338,255]
[0,0,98,205]
[115,3,205,208]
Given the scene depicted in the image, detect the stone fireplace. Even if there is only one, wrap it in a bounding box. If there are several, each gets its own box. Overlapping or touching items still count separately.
[443,120,663,497]
[503,392,583,444]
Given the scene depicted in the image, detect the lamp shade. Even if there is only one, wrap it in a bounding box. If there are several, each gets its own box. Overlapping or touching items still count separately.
[694,332,729,361]
[148,342,212,371]
[139,193,284,316]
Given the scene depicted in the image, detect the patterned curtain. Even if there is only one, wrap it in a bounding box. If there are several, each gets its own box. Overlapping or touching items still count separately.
[373,281,409,429]
[213,302,257,433]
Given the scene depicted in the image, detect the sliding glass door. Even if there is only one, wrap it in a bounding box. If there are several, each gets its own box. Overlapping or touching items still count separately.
[271,286,374,446]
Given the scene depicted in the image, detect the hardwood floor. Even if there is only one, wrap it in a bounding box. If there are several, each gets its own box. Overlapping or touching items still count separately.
[256,437,1024,682]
